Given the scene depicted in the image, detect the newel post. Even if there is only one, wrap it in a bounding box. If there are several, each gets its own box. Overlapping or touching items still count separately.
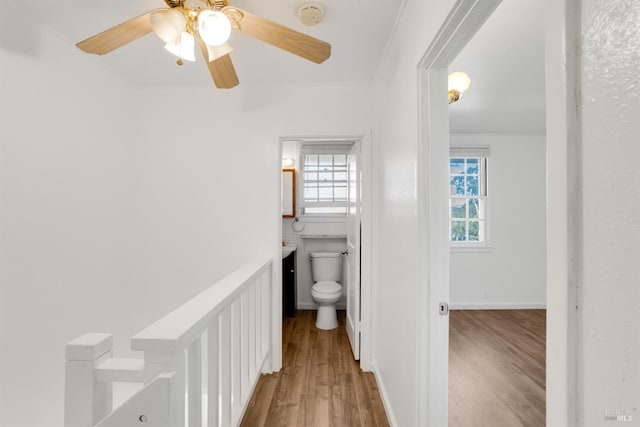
[64,333,114,427]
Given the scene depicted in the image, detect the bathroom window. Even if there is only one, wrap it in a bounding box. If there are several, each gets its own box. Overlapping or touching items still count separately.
[449,148,489,245]
[299,144,352,215]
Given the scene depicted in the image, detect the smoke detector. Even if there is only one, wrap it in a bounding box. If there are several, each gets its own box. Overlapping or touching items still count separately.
[298,3,324,26]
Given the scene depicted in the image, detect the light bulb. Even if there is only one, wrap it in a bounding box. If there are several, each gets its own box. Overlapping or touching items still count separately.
[448,72,471,93]
[198,10,232,47]
[165,31,196,62]
[150,9,186,45]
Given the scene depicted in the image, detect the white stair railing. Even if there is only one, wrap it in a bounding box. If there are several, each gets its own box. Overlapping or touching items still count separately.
[64,258,273,427]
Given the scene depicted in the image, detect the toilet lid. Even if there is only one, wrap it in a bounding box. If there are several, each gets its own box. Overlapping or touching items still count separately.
[312,281,342,293]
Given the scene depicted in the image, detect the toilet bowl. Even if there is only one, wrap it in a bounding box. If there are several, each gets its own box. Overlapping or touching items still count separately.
[311,281,342,330]
[309,252,343,330]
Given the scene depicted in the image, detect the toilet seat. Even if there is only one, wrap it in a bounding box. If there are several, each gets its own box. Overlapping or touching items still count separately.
[312,281,342,294]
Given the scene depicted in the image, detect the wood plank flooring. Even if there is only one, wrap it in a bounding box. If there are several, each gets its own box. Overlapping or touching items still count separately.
[449,309,546,427]
[241,310,389,427]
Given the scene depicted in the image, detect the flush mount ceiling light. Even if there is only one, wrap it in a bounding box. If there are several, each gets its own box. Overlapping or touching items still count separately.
[448,71,471,104]
[76,0,332,89]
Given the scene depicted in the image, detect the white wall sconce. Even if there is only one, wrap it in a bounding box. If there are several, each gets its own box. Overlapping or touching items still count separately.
[282,158,296,168]
[448,71,471,104]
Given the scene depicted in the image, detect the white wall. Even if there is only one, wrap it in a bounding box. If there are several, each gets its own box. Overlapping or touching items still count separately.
[0,12,138,424]
[450,134,546,309]
[0,15,373,427]
[580,0,640,424]
[371,1,456,425]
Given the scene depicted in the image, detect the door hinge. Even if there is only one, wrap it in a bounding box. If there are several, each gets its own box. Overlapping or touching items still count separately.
[438,302,449,315]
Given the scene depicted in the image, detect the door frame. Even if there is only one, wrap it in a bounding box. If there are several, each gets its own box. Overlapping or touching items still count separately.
[416,0,579,425]
[276,134,374,371]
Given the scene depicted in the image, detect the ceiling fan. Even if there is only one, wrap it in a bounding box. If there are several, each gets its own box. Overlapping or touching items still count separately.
[76,0,332,89]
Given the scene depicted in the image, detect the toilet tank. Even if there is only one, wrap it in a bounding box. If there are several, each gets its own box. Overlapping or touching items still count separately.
[309,252,343,282]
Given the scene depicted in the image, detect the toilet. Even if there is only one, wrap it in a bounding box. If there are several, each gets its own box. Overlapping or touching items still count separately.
[309,251,344,330]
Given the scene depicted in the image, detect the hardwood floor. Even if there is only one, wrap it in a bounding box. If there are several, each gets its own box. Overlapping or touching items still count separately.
[241,310,389,427]
[449,309,546,427]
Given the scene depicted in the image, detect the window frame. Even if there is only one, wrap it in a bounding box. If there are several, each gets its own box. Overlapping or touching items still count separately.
[449,147,490,249]
[298,143,353,217]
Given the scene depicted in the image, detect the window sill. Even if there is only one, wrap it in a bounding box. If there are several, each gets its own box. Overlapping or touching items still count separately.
[297,215,347,223]
[450,245,494,254]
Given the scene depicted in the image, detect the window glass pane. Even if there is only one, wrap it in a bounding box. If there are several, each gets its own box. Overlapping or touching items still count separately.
[451,199,466,218]
[450,176,465,196]
[318,186,333,201]
[334,155,347,166]
[334,186,347,201]
[301,149,352,216]
[304,188,317,200]
[466,176,478,196]
[466,158,479,174]
[449,155,487,243]
[450,158,465,174]
[451,221,467,241]
[468,198,479,218]
[319,155,333,166]
[468,221,480,241]
[318,172,333,181]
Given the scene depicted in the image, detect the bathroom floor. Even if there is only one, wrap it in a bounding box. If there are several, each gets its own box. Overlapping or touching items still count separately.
[241,310,389,426]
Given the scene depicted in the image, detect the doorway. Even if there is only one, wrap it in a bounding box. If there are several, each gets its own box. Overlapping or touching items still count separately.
[446,1,547,425]
[276,135,374,371]
[416,0,578,425]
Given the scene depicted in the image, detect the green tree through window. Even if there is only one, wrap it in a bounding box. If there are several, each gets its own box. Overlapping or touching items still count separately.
[449,155,487,243]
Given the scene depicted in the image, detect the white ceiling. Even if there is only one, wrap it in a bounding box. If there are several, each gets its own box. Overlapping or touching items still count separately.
[10,0,545,134]
[449,0,546,134]
[19,0,403,87]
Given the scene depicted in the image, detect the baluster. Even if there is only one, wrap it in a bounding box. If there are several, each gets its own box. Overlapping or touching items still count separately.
[262,272,269,360]
[207,318,219,427]
[220,309,231,426]
[188,338,202,427]
[248,282,256,378]
[256,275,262,371]
[231,300,242,420]
[240,292,249,399]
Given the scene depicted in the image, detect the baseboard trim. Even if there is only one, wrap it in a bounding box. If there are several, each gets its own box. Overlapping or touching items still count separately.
[372,363,398,427]
[296,302,347,310]
[449,302,547,310]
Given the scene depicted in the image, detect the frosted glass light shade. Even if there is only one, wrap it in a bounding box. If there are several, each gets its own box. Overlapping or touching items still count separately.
[198,10,232,46]
[150,9,186,45]
[165,31,196,61]
[205,42,234,62]
[448,72,471,93]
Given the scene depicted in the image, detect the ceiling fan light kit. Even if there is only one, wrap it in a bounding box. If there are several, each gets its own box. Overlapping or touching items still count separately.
[150,9,186,45]
[75,0,332,89]
[165,31,196,62]
[197,10,232,46]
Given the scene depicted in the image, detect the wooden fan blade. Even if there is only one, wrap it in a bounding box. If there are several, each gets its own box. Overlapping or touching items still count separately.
[77,9,165,55]
[197,36,239,89]
[226,7,331,64]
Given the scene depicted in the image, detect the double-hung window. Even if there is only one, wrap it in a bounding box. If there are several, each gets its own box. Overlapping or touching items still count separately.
[449,147,489,244]
[299,143,352,216]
